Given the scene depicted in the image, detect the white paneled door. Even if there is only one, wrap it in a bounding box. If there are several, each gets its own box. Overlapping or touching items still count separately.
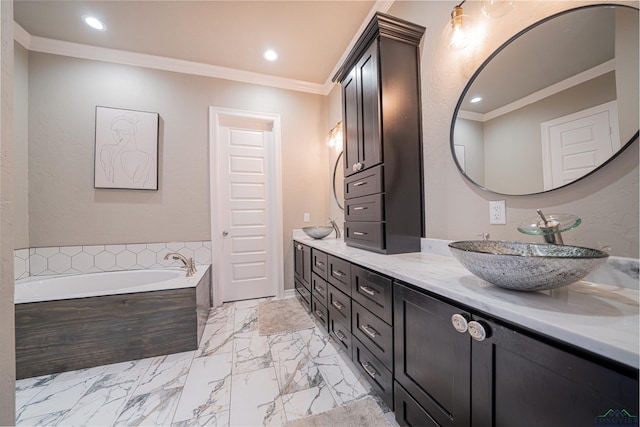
[210,108,283,304]
[541,101,620,190]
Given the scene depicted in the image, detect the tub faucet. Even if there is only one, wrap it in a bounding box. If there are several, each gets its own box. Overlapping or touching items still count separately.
[329,218,341,238]
[164,252,197,277]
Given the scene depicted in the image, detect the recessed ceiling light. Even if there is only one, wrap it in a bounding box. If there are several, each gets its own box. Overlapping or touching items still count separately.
[82,15,106,31]
[470,96,483,103]
[263,49,278,61]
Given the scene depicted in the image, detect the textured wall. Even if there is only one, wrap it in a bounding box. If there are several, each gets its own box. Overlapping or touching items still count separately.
[24,52,329,290]
[383,0,639,257]
[0,0,15,423]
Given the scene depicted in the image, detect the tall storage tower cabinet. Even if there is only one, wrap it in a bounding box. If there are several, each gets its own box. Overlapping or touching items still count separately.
[333,13,425,254]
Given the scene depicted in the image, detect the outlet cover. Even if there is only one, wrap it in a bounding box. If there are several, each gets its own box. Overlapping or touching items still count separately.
[489,200,506,225]
[303,213,310,223]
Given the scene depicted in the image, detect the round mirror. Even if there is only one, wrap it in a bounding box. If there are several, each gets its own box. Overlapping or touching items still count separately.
[451,4,639,195]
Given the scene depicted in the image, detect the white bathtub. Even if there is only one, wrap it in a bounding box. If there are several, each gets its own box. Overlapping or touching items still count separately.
[15,268,205,304]
[15,266,212,379]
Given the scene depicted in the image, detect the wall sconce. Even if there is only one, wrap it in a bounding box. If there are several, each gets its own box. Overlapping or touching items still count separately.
[328,121,343,151]
[442,1,478,50]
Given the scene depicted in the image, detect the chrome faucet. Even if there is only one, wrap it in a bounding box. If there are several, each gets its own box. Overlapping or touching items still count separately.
[329,218,341,238]
[164,252,197,277]
[535,209,564,245]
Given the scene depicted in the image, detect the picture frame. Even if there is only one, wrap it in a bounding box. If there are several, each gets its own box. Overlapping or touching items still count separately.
[94,106,159,190]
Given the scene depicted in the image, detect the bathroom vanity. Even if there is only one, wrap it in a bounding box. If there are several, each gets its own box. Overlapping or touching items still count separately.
[293,235,639,426]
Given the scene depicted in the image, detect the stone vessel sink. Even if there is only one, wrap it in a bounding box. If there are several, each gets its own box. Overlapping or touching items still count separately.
[448,241,609,291]
[303,226,334,239]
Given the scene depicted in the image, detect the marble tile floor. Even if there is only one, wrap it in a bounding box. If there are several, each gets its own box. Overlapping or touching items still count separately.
[15,297,398,426]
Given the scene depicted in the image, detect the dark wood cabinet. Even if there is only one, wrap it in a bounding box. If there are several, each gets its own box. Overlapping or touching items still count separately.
[394,283,471,426]
[341,41,381,179]
[311,249,328,280]
[294,241,312,312]
[394,282,639,427]
[294,241,311,287]
[334,13,425,255]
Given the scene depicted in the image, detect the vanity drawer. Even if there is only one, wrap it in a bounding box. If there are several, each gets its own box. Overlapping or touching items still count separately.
[294,279,311,313]
[353,337,393,409]
[344,222,384,251]
[327,255,351,295]
[329,314,352,357]
[345,165,383,200]
[311,249,328,280]
[327,284,351,331]
[352,264,393,325]
[352,301,393,370]
[345,194,384,222]
[311,297,329,332]
[311,272,328,307]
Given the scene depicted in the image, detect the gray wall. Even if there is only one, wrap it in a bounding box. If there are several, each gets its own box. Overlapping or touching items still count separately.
[385,0,639,257]
[21,52,329,291]
[0,0,15,423]
[14,43,27,249]
[483,72,617,194]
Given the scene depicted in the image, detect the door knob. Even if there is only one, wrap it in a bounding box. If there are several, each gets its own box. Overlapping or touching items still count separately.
[222,231,229,236]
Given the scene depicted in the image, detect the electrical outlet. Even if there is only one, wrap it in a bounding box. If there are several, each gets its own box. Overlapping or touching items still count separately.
[489,200,506,225]
[304,213,310,223]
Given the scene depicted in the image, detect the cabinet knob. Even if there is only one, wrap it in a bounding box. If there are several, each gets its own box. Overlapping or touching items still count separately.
[352,162,363,172]
[296,244,303,250]
[468,320,489,341]
[451,314,469,333]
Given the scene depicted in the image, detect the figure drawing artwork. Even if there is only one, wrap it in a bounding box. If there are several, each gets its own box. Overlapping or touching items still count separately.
[94,106,159,190]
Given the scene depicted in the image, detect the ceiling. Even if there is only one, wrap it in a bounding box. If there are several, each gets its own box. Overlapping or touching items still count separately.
[14,0,381,90]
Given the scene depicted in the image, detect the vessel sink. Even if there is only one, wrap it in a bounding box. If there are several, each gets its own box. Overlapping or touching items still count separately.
[303,226,334,239]
[448,240,609,291]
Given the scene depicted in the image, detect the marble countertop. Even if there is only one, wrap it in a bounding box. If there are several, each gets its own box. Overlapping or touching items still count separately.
[293,233,639,370]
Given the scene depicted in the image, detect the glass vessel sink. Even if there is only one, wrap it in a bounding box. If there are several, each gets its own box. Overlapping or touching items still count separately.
[302,226,334,239]
[449,241,609,291]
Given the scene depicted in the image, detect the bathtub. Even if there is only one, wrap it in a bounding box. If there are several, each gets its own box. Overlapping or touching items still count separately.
[15,267,211,379]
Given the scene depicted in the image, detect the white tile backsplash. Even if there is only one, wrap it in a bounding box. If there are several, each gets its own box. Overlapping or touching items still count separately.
[14,241,212,280]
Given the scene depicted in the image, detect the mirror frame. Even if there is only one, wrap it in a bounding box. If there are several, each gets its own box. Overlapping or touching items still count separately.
[450,3,639,196]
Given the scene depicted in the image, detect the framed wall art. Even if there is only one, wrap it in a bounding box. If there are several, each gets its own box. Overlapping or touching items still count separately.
[94,106,159,190]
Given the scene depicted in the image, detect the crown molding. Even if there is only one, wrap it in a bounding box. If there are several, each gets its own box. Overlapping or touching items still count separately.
[13,22,327,95]
[459,59,616,123]
[14,1,396,97]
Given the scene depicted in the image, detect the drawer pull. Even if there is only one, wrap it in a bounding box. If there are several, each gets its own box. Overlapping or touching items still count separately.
[360,324,379,339]
[315,310,324,319]
[353,231,367,236]
[352,206,367,211]
[361,362,379,379]
[314,284,324,293]
[332,300,344,310]
[315,260,325,267]
[332,270,345,277]
[360,285,377,296]
[353,181,367,187]
[334,330,347,342]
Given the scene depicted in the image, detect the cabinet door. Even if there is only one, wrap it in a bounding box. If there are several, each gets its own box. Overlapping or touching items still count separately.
[296,243,311,286]
[471,316,640,427]
[342,41,381,178]
[342,66,360,178]
[357,41,381,172]
[394,283,471,427]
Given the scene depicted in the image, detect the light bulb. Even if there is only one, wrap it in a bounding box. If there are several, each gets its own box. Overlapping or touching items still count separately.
[442,5,477,50]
